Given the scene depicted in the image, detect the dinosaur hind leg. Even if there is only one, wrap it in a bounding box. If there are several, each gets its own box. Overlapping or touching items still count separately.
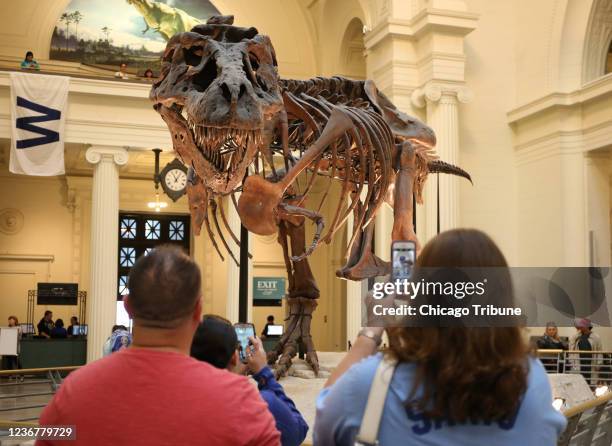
[268,218,320,379]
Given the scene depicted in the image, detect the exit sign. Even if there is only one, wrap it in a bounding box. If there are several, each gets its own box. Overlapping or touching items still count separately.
[253,277,285,301]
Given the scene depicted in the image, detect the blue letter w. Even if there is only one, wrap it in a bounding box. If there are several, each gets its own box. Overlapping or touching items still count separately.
[15,96,61,149]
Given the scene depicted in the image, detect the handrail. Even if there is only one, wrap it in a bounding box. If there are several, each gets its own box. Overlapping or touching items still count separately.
[0,366,80,376]
[0,420,39,428]
[563,391,612,418]
[537,349,612,354]
[0,67,155,85]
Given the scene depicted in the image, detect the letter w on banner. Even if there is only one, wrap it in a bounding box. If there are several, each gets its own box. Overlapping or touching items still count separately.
[9,72,69,176]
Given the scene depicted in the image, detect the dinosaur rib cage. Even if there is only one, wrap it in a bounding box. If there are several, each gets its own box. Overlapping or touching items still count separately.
[249,84,395,256]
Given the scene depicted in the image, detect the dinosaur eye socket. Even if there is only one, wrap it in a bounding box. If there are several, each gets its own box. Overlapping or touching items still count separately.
[184,46,204,66]
[193,57,218,92]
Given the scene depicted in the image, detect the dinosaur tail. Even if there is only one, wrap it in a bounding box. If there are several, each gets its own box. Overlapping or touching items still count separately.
[427,160,472,184]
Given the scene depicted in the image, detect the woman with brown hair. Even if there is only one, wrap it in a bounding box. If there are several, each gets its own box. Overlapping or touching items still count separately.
[314,229,566,445]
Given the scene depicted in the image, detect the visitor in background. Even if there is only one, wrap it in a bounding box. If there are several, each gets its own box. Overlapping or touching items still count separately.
[6,316,21,372]
[50,319,68,339]
[570,318,602,386]
[114,62,129,79]
[262,314,275,338]
[20,51,40,70]
[38,246,280,445]
[314,229,566,446]
[37,311,54,338]
[142,68,155,80]
[67,316,79,337]
[102,325,132,356]
[537,322,568,350]
[191,314,308,446]
[537,322,569,372]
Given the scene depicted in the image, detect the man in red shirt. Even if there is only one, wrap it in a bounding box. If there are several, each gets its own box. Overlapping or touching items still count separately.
[37,246,280,445]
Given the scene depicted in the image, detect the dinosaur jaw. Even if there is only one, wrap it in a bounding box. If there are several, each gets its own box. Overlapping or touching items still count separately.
[158,104,262,195]
[186,116,262,186]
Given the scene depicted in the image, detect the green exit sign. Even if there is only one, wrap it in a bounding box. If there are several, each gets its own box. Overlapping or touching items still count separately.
[253,277,285,300]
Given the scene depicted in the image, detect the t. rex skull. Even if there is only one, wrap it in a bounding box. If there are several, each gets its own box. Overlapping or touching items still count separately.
[151,15,284,195]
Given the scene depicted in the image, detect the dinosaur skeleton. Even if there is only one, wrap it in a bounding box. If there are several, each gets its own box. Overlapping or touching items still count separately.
[151,15,471,377]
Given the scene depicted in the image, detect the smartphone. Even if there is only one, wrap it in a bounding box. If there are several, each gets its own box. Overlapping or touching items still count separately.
[391,240,416,281]
[234,323,255,363]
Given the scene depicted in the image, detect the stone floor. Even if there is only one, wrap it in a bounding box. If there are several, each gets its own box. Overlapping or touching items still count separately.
[279,352,345,445]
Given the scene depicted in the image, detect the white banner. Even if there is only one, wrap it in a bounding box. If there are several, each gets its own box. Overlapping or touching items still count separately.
[9,72,69,176]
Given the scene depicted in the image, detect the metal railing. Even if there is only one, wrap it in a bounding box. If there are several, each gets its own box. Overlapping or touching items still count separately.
[0,367,79,424]
[559,391,612,446]
[537,350,612,389]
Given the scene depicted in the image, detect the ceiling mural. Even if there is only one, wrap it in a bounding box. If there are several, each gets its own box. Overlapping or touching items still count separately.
[50,0,219,75]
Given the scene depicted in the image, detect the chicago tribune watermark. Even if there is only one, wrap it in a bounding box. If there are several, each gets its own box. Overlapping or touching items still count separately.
[362,267,612,327]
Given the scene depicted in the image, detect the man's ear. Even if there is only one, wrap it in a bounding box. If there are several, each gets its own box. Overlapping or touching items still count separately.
[192,297,202,323]
[228,350,239,370]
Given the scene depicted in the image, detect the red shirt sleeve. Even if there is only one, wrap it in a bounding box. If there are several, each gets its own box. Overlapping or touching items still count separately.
[239,379,281,446]
[35,396,60,446]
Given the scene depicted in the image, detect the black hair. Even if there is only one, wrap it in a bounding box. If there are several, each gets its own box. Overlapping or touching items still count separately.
[191,314,238,369]
[267,315,274,322]
[25,51,33,59]
[55,319,64,328]
[44,310,52,317]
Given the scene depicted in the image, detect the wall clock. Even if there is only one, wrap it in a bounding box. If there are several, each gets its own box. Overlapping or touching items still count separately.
[159,158,188,202]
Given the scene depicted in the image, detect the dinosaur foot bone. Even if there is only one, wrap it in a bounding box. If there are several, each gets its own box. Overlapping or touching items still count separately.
[268,297,319,379]
[337,250,390,280]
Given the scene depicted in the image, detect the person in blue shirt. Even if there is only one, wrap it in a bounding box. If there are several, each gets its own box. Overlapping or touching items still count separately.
[50,319,67,339]
[314,229,567,446]
[191,314,308,446]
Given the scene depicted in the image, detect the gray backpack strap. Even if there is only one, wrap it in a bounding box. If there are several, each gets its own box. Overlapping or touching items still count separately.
[354,356,398,446]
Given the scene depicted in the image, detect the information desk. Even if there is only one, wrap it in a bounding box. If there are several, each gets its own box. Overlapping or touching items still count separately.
[18,338,87,369]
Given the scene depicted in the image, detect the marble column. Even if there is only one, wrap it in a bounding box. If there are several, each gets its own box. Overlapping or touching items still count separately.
[85,145,128,362]
[412,83,471,242]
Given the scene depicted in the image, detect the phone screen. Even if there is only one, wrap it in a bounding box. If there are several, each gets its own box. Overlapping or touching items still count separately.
[391,241,416,281]
[234,323,255,362]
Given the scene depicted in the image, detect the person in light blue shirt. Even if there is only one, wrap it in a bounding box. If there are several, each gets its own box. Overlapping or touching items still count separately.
[314,229,567,446]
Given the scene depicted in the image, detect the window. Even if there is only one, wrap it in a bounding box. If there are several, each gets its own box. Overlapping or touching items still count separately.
[120,218,137,239]
[117,213,190,300]
[145,219,161,240]
[169,220,185,241]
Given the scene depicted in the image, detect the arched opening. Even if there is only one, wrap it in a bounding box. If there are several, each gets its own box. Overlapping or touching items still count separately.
[606,39,612,74]
[338,17,366,79]
[582,0,612,82]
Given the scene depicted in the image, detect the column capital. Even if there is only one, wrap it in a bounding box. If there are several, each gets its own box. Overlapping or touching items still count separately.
[85,145,129,166]
[411,82,473,108]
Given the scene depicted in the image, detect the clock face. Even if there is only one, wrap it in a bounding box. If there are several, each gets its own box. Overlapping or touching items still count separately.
[164,168,187,192]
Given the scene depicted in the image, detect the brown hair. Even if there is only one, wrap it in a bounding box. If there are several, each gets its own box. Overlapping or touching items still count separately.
[386,228,528,423]
[128,245,201,328]
[8,316,18,325]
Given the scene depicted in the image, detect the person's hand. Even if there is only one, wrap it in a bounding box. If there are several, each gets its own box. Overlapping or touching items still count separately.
[245,336,267,374]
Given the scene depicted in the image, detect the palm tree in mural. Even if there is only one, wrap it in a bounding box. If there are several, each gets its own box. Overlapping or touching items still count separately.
[71,11,83,45]
[60,13,71,50]
[101,26,111,44]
